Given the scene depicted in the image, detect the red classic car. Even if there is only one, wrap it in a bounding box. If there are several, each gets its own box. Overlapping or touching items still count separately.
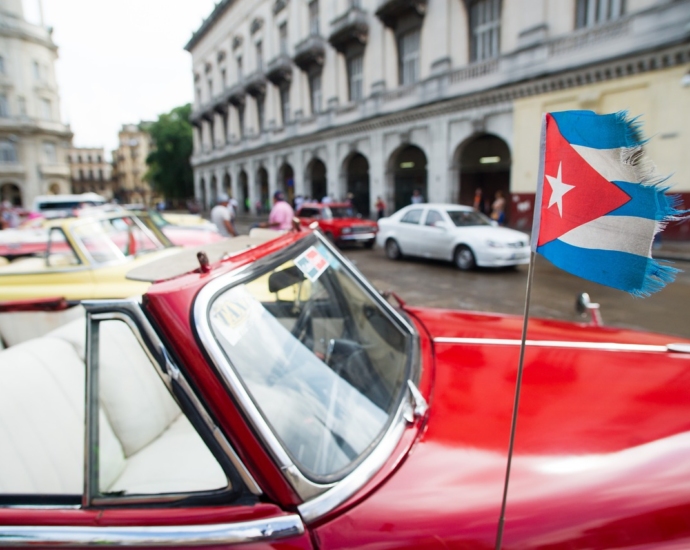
[0,227,689,548]
[296,202,377,247]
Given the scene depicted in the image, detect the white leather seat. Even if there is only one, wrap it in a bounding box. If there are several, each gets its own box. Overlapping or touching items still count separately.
[0,315,228,497]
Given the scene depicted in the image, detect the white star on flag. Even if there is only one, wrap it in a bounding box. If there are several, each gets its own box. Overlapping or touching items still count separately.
[545,162,575,217]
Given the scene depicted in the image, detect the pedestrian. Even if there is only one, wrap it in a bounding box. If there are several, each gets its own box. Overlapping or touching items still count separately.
[375,196,386,220]
[491,190,506,225]
[210,194,237,237]
[294,194,304,212]
[473,188,486,214]
[259,190,294,231]
[229,196,239,233]
[411,189,423,204]
[322,194,332,204]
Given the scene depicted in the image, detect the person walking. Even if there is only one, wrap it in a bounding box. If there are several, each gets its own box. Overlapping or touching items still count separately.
[375,196,386,220]
[491,190,506,225]
[411,189,423,204]
[210,194,237,237]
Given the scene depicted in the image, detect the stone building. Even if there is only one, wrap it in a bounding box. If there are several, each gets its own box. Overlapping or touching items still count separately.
[68,146,114,198]
[0,0,72,208]
[186,0,690,236]
[111,123,154,205]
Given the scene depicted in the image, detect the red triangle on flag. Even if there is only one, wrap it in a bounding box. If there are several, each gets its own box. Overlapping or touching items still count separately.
[537,114,632,247]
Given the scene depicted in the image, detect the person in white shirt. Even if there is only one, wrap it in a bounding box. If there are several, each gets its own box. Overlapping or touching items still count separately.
[210,194,237,237]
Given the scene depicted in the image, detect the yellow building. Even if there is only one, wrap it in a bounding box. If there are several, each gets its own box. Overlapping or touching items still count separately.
[111,123,153,205]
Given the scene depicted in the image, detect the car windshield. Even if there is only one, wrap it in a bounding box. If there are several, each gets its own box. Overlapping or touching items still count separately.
[447,210,493,227]
[207,239,411,481]
[329,206,356,219]
[71,216,165,263]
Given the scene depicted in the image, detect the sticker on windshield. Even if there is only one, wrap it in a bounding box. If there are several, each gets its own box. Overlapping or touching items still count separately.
[295,246,329,282]
[210,285,262,346]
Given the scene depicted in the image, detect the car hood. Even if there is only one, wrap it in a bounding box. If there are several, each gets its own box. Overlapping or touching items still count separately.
[317,307,690,548]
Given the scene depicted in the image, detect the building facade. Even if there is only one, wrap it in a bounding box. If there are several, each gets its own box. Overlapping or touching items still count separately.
[0,0,72,208]
[111,123,154,205]
[187,0,690,236]
[68,146,115,198]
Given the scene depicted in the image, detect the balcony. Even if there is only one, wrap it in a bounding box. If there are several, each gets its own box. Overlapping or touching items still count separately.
[293,35,327,72]
[375,0,427,29]
[329,7,369,54]
[266,54,293,86]
[226,81,247,106]
[244,70,268,97]
[40,163,71,178]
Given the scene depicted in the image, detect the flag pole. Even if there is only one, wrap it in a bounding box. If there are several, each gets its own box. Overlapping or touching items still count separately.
[494,115,546,550]
[493,249,536,550]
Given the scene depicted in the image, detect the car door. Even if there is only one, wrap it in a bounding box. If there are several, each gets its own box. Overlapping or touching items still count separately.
[394,207,425,256]
[417,208,454,259]
[0,303,313,549]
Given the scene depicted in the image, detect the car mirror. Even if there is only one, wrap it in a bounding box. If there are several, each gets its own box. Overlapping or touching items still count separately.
[268,265,305,293]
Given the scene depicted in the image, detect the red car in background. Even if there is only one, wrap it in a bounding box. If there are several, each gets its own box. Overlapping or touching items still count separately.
[296,202,377,248]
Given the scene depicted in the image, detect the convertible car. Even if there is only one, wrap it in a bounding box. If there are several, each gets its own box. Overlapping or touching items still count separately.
[0,227,689,548]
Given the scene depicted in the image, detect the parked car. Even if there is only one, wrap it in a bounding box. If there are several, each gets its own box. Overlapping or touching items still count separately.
[0,212,180,301]
[297,202,377,247]
[0,227,689,548]
[377,203,530,269]
[131,209,224,248]
[32,192,107,219]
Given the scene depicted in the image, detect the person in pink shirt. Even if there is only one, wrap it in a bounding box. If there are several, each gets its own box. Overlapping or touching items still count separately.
[260,191,294,231]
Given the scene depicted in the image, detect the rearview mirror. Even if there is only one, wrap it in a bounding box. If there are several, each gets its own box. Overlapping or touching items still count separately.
[268,265,305,293]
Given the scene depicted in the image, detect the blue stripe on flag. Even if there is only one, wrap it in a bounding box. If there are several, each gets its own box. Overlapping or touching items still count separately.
[551,111,644,150]
[608,181,677,221]
[537,239,679,297]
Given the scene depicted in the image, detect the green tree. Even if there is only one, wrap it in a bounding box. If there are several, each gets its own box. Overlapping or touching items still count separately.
[144,104,194,201]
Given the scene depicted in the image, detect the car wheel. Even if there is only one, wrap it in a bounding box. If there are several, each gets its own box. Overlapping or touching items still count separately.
[385,239,402,260]
[454,245,476,270]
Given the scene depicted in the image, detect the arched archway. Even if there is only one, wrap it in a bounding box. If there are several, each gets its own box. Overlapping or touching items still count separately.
[238,170,249,212]
[199,178,207,210]
[256,167,269,213]
[210,176,218,205]
[344,153,370,217]
[278,163,295,204]
[223,172,231,195]
[389,145,427,212]
[306,158,327,202]
[457,133,511,222]
[0,183,21,207]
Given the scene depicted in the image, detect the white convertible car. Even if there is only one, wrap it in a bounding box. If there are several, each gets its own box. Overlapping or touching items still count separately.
[376,204,531,270]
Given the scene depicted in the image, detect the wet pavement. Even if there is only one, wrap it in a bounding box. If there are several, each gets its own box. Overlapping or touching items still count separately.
[233,214,690,340]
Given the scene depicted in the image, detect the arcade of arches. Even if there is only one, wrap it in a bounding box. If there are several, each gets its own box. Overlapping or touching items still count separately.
[0,183,21,206]
[200,137,512,223]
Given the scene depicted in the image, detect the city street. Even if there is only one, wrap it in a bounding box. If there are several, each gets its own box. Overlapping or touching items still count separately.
[340,244,690,340]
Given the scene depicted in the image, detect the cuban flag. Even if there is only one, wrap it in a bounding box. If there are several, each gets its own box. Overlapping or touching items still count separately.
[532,110,686,297]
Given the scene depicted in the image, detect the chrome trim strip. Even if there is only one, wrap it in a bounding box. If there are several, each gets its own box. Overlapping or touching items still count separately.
[433,337,669,352]
[83,300,262,497]
[0,514,304,547]
[193,232,419,513]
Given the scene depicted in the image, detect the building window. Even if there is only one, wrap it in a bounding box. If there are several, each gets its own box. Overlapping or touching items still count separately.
[309,72,322,114]
[237,56,243,80]
[32,60,40,80]
[43,141,57,164]
[309,0,320,36]
[469,0,501,62]
[99,169,103,180]
[576,0,624,28]
[280,84,290,124]
[78,168,84,180]
[41,98,51,120]
[256,99,264,134]
[238,104,245,137]
[279,23,288,55]
[347,54,364,102]
[0,139,17,163]
[0,94,8,117]
[398,29,420,85]
[256,41,263,71]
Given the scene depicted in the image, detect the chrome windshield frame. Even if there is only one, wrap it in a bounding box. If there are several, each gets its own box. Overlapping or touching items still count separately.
[193,232,420,517]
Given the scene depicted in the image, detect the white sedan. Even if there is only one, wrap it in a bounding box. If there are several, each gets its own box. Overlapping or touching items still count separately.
[376,204,531,270]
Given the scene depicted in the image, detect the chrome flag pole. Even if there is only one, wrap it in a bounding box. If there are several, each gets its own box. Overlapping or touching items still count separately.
[494,116,547,550]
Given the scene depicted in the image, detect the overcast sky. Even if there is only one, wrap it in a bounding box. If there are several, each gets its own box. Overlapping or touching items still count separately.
[24,0,218,157]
